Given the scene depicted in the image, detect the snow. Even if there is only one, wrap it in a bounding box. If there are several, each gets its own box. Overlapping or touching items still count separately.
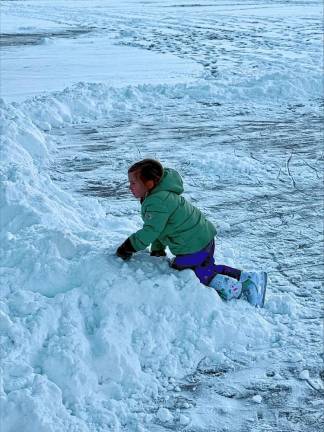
[179,413,190,425]
[252,394,263,404]
[1,0,323,431]
[1,35,203,102]
[157,407,173,423]
[299,370,310,380]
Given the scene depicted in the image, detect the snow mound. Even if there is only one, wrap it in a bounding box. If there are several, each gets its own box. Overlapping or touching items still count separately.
[1,85,275,431]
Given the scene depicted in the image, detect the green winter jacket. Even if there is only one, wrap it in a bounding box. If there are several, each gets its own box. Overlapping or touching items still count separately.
[129,168,217,255]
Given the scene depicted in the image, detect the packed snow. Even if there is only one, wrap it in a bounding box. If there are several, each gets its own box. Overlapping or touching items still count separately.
[0,1,323,431]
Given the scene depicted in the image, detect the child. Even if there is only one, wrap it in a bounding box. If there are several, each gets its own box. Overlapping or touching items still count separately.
[116,159,267,307]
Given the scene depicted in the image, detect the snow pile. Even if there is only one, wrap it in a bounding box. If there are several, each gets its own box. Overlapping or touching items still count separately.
[215,60,322,105]
[0,88,275,431]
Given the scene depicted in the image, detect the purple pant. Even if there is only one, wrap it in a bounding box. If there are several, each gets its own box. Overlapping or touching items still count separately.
[171,240,241,286]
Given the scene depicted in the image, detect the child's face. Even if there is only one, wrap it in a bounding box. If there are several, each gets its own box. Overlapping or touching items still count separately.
[128,171,151,199]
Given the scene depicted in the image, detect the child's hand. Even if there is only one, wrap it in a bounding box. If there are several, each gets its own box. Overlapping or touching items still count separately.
[116,238,136,261]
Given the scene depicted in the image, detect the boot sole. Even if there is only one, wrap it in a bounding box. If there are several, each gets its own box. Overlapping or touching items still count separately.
[258,272,267,308]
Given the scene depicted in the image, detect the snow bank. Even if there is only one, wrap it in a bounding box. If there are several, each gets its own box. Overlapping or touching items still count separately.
[0,84,275,431]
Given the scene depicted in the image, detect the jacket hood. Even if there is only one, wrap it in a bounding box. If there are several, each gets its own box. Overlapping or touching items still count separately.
[151,168,184,195]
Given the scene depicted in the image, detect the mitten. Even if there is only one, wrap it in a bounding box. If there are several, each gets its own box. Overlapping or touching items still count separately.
[116,238,136,261]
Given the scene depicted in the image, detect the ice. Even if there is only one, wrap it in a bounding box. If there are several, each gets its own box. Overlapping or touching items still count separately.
[1,0,323,431]
[1,26,202,102]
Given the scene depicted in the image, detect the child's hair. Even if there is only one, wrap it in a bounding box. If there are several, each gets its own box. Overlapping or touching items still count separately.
[128,159,164,184]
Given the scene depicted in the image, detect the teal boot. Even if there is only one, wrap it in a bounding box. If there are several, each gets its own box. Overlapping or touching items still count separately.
[240,271,267,307]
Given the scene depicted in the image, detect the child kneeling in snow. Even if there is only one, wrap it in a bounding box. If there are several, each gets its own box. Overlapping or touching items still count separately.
[116,159,267,307]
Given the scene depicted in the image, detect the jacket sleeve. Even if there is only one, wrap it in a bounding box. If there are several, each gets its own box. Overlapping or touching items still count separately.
[129,199,170,251]
[151,238,166,253]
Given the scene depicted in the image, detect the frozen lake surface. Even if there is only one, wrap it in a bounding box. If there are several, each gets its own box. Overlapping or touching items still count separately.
[1,1,323,431]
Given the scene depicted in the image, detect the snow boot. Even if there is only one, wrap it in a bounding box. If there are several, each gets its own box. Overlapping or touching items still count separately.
[240,271,267,307]
[209,274,242,301]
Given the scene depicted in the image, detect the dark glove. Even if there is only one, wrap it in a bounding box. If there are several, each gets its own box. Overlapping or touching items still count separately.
[150,250,167,257]
[116,238,136,261]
